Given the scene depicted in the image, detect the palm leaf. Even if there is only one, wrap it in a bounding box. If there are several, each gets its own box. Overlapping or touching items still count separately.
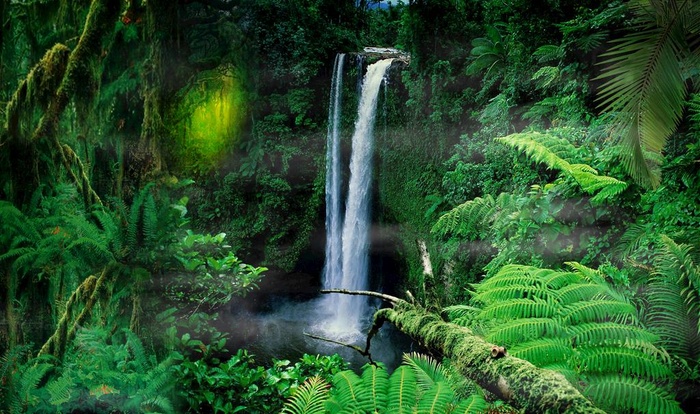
[595,0,696,187]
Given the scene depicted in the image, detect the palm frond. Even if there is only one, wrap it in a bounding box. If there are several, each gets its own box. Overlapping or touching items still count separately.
[595,0,694,187]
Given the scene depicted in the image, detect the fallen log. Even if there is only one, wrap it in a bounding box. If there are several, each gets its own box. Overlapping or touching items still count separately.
[322,290,606,414]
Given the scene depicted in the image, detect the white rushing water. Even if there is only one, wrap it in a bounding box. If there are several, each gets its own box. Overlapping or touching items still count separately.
[323,53,345,318]
[322,57,394,336]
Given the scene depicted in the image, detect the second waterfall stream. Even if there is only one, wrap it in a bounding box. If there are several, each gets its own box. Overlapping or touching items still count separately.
[321,57,395,337]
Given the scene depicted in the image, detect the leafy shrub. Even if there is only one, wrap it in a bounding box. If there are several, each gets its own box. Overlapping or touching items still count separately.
[174,349,347,414]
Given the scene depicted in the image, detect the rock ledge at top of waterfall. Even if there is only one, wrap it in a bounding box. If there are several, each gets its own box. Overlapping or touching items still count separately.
[361,47,410,64]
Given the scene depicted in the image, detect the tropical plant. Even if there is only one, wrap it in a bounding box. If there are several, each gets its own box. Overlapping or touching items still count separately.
[644,236,700,405]
[165,230,267,311]
[1,327,175,414]
[595,0,700,188]
[281,353,490,414]
[445,262,682,414]
[174,349,347,414]
[432,129,630,283]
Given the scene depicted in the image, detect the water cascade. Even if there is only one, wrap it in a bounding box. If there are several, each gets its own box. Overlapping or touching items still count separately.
[322,57,394,335]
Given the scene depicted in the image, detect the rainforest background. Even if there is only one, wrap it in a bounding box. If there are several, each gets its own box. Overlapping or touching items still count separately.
[1,0,700,413]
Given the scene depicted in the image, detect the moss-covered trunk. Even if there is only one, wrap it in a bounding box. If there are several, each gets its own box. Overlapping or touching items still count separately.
[367,298,606,414]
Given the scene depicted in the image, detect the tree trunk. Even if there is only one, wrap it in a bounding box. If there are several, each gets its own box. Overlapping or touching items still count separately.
[365,297,606,414]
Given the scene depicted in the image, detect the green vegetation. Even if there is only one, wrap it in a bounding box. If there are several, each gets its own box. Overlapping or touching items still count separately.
[1,0,700,412]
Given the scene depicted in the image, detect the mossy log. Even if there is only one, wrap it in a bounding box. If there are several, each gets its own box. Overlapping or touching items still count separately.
[323,289,606,414]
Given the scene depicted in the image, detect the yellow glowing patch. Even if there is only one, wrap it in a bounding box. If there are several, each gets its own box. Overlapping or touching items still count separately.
[170,65,247,174]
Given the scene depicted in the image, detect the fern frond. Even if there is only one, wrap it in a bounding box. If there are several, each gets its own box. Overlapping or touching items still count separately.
[554,283,610,304]
[577,346,673,380]
[646,277,700,362]
[281,376,330,414]
[143,193,158,246]
[496,132,573,170]
[472,284,554,304]
[431,194,497,239]
[123,329,149,372]
[46,375,74,406]
[656,235,700,322]
[569,322,659,348]
[415,381,455,414]
[387,366,418,414]
[533,44,564,63]
[562,300,637,324]
[486,318,564,344]
[479,298,558,320]
[452,394,489,414]
[584,375,683,414]
[508,338,573,366]
[328,370,363,413]
[140,395,175,414]
[359,363,389,412]
[402,353,449,390]
[532,66,560,89]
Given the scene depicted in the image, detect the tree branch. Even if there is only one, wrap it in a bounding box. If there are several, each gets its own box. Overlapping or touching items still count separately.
[320,288,401,305]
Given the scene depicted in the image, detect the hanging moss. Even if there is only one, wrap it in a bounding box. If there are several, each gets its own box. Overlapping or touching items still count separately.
[4,44,70,143]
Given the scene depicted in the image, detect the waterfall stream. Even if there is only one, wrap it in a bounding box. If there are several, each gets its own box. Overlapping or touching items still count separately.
[322,58,394,335]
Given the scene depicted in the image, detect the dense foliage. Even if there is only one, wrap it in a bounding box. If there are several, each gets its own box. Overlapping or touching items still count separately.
[1,0,700,412]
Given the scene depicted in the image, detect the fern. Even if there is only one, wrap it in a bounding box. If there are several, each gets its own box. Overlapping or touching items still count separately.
[327,370,363,414]
[358,363,389,413]
[584,376,684,414]
[402,353,449,389]
[461,262,680,413]
[561,299,637,325]
[46,375,73,406]
[508,338,573,366]
[281,376,330,414]
[496,132,628,203]
[577,346,673,380]
[479,298,558,320]
[387,366,418,414]
[569,322,659,348]
[451,394,489,414]
[415,381,455,414]
[486,318,564,345]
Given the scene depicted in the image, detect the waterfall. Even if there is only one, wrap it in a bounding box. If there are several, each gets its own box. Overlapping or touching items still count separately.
[323,53,345,317]
[322,57,394,335]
